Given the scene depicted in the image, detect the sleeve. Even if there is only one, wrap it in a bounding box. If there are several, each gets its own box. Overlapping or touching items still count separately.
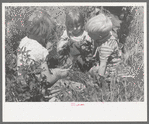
[60,30,68,40]
[98,38,118,62]
[83,31,92,43]
[85,32,92,43]
[57,30,69,53]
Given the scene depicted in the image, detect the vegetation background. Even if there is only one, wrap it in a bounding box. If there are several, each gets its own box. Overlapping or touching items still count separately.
[5,6,144,102]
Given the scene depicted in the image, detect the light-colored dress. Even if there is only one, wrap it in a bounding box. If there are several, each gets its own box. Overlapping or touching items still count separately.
[57,30,91,60]
[17,36,49,81]
[17,36,48,67]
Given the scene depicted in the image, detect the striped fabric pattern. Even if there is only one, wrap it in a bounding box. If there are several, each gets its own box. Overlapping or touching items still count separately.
[95,35,119,62]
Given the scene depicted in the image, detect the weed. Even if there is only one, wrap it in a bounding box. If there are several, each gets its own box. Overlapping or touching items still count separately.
[5,6,144,102]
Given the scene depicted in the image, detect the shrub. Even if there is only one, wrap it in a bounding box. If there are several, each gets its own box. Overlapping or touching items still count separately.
[5,6,144,102]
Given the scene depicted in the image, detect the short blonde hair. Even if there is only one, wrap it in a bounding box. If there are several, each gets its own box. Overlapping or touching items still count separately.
[85,13,112,35]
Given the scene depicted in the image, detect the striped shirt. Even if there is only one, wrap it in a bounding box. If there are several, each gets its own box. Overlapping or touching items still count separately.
[93,34,119,62]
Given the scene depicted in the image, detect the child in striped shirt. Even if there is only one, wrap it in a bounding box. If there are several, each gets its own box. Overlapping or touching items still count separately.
[85,13,121,80]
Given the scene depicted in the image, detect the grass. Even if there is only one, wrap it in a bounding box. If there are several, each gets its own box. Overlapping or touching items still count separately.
[5,6,144,102]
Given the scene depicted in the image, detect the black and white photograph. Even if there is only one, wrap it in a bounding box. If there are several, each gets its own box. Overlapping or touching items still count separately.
[2,2,147,122]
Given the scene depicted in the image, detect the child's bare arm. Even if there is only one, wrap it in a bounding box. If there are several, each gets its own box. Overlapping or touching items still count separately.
[98,60,107,76]
[57,30,69,53]
[46,42,53,52]
[40,62,58,85]
[40,61,69,86]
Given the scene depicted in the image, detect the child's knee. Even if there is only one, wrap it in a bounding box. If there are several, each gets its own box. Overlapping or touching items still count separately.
[89,66,98,77]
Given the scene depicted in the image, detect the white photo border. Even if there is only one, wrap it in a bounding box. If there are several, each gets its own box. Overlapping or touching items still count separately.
[2,2,147,122]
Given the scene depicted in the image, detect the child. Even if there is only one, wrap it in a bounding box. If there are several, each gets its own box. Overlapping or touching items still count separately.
[57,8,92,72]
[17,10,69,87]
[85,13,121,80]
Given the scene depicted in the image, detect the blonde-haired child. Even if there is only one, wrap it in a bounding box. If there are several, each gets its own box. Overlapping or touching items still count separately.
[57,8,92,72]
[85,13,121,81]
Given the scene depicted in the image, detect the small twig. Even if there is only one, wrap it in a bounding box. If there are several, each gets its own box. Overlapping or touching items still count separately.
[100,89,104,102]
[124,80,128,101]
[47,89,61,94]
[139,95,144,101]
[110,73,115,102]
[117,82,120,102]
[11,91,19,102]
[118,75,135,78]
[44,92,60,99]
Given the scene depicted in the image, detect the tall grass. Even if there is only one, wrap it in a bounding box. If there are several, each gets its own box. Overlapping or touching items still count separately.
[5,6,144,102]
[54,6,144,102]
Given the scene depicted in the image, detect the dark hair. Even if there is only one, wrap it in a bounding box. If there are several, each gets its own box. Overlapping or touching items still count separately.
[65,8,84,33]
[25,10,56,47]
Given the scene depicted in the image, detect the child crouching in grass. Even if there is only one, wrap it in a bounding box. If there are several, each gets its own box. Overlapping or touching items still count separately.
[17,10,69,88]
[57,8,92,72]
[85,13,122,86]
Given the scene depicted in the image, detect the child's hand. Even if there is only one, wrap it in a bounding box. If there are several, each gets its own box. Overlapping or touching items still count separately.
[89,65,99,78]
[46,42,53,52]
[51,68,70,79]
[81,45,86,50]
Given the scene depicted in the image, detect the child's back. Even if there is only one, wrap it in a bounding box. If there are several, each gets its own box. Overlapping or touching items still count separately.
[17,10,69,87]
